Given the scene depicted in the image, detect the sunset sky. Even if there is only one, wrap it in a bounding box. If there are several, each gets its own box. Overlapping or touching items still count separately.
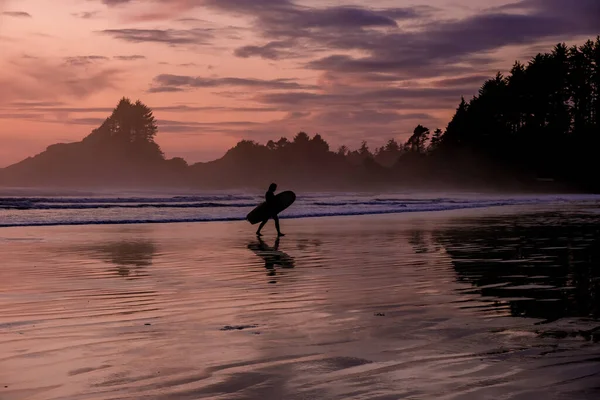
[0,0,597,166]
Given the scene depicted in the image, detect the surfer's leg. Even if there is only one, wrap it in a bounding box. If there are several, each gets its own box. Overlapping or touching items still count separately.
[274,216,284,236]
[256,219,268,236]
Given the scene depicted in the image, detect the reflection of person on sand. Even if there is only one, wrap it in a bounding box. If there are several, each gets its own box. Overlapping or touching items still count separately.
[247,237,295,271]
[256,183,285,237]
[89,241,156,278]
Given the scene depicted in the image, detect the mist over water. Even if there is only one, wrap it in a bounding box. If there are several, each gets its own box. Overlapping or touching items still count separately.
[1,191,599,227]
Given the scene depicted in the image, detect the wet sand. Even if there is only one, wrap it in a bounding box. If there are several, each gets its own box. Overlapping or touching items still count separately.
[1,204,599,399]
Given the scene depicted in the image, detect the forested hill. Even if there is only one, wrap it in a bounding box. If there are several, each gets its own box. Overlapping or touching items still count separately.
[0,98,189,187]
[438,37,600,192]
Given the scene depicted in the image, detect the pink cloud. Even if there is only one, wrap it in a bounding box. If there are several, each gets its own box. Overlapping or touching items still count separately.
[0,58,123,104]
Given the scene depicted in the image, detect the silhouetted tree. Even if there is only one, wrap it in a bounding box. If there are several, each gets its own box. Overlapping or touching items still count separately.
[405,125,430,154]
[106,97,158,143]
[506,61,527,134]
[428,129,443,152]
[569,41,594,136]
[441,98,468,147]
[275,137,290,149]
[593,38,600,129]
[337,145,349,156]
[344,141,373,166]
[375,139,403,167]
[82,97,164,162]
[385,139,401,152]
[293,132,310,144]
[359,140,371,157]
[310,134,330,153]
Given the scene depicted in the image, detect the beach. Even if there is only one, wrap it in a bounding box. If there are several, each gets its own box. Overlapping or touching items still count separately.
[1,203,599,400]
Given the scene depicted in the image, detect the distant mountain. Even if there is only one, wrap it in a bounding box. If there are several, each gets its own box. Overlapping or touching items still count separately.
[1,98,189,188]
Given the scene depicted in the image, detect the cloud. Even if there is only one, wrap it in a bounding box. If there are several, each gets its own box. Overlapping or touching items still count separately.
[156,119,261,134]
[96,1,596,84]
[211,2,423,45]
[6,101,66,108]
[96,0,597,74]
[3,105,114,113]
[113,54,146,61]
[498,0,599,27]
[281,10,595,94]
[60,117,107,125]
[2,11,32,18]
[0,58,123,105]
[218,0,598,84]
[200,0,419,27]
[432,75,491,88]
[93,0,424,29]
[64,55,109,66]
[148,74,314,93]
[0,112,41,119]
[149,86,184,93]
[102,0,132,5]
[256,87,469,108]
[303,14,578,75]
[177,17,210,24]
[271,6,400,30]
[99,28,213,45]
[0,113,106,127]
[310,110,434,126]
[234,40,298,60]
[72,11,101,19]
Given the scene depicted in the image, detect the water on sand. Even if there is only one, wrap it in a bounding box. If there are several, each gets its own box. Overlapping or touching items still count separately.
[0,204,599,399]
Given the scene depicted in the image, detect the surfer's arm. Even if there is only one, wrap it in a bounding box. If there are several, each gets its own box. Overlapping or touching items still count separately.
[265,191,275,205]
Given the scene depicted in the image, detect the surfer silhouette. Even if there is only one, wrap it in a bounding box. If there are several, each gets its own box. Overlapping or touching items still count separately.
[256,183,285,237]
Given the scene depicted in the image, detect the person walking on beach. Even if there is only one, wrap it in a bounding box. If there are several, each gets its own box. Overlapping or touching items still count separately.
[256,183,285,237]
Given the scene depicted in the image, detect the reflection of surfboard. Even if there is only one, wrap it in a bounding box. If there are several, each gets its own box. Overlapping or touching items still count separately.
[246,191,296,225]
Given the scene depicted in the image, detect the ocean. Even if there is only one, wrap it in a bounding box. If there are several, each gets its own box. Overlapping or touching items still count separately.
[1,194,600,398]
[1,190,599,227]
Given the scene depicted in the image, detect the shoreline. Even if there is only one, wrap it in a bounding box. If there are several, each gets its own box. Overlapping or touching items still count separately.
[0,201,593,234]
[2,189,600,230]
[0,200,592,229]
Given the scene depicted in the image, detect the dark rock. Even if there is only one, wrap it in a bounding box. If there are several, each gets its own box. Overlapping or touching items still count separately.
[221,325,258,331]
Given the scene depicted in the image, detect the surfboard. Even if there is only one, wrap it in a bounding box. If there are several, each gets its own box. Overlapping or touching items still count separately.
[246,191,296,224]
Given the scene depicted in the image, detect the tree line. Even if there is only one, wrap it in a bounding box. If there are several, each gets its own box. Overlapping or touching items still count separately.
[437,36,600,190]
[229,37,599,184]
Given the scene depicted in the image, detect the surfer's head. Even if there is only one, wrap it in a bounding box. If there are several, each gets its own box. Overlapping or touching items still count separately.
[268,183,277,192]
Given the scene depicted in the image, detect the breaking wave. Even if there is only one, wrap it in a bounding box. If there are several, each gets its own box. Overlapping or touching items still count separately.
[0,193,599,228]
